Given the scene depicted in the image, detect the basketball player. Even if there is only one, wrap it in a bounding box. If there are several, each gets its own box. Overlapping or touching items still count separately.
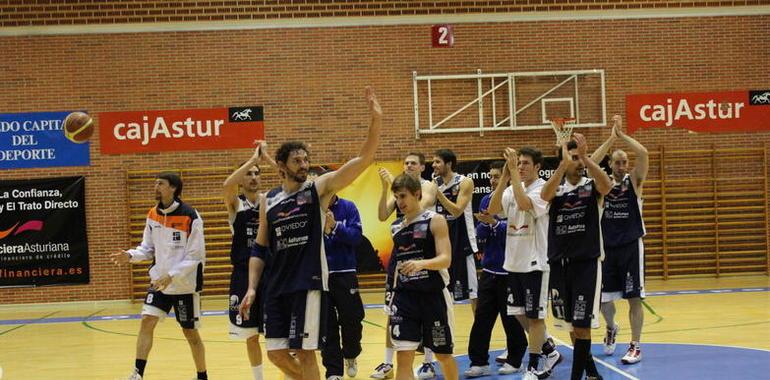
[238,87,382,380]
[591,115,649,364]
[110,172,207,380]
[464,161,528,377]
[374,152,439,379]
[486,148,562,379]
[432,149,478,307]
[386,173,458,380]
[541,134,612,380]
[222,141,275,379]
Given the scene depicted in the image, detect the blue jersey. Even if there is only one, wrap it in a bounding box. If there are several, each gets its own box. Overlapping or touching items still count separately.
[548,177,603,262]
[324,197,363,272]
[602,174,645,248]
[264,181,327,294]
[229,195,259,269]
[388,210,449,293]
[476,194,507,274]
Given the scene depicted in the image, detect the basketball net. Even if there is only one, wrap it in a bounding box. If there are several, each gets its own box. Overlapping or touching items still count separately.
[550,117,576,146]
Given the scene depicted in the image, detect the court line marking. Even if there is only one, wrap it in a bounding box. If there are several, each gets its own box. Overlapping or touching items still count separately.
[551,337,640,380]
[0,311,58,336]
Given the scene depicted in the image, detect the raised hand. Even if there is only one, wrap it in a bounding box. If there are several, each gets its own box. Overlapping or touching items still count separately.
[378,167,393,186]
[366,86,382,118]
[574,133,588,157]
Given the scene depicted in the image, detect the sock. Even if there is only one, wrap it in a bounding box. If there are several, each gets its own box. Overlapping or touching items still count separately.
[197,371,208,380]
[586,354,599,376]
[528,353,541,371]
[571,339,591,380]
[423,347,434,363]
[252,365,263,380]
[135,359,147,376]
[384,347,395,364]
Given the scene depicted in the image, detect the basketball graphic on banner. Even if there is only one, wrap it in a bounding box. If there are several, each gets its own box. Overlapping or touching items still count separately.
[63,112,94,144]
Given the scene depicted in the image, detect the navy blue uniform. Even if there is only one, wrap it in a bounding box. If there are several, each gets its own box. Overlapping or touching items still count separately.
[601,174,646,300]
[321,197,365,378]
[262,181,327,351]
[435,174,478,301]
[388,210,454,354]
[547,178,602,329]
[228,195,263,337]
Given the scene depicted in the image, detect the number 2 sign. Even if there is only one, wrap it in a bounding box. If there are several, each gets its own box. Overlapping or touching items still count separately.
[432,24,454,48]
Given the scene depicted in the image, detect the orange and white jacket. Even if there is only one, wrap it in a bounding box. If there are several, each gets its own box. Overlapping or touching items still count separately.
[128,200,206,295]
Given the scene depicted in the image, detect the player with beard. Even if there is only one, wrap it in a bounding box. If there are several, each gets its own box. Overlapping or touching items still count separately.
[590,115,649,365]
[432,149,478,308]
[239,87,382,380]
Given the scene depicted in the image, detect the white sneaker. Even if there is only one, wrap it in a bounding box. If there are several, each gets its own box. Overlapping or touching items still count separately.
[415,362,436,379]
[346,358,358,377]
[495,349,508,363]
[370,362,394,379]
[621,343,642,364]
[603,325,619,355]
[542,349,563,373]
[498,363,522,375]
[124,370,142,380]
[327,376,344,380]
[523,370,539,380]
[463,365,491,377]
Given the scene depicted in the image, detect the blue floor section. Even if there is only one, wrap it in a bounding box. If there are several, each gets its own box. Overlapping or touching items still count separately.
[441,343,770,379]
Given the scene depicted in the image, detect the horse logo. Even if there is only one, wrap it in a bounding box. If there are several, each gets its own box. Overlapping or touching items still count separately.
[231,108,253,121]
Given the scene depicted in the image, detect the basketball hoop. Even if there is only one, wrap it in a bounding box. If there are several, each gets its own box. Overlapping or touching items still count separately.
[550,117,576,145]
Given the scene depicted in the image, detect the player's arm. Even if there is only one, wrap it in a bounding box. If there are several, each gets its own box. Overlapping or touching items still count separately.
[240,194,268,320]
[315,87,382,199]
[223,142,264,215]
[399,215,452,275]
[590,118,618,164]
[420,181,438,210]
[576,133,612,195]
[503,147,536,211]
[435,177,474,217]
[330,203,363,247]
[377,167,396,221]
[616,118,649,190]
[487,162,510,216]
[541,143,570,202]
[110,218,155,265]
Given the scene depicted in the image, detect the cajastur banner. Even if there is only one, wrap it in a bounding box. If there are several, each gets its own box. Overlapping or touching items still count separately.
[99,106,264,154]
[625,90,770,134]
[0,176,89,287]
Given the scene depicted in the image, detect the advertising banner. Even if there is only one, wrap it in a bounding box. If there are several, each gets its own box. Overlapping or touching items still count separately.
[0,112,91,169]
[626,90,770,134]
[0,177,90,287]
[99,106,264,154]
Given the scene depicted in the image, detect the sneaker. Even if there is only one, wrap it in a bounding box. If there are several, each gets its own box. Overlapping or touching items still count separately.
[603,325,619,355]
[621,343,642,364]
[463,365,491,377]
[495,349,508,363]
[586,375,604,380]
[542,349,563,374]
[523,370,539,380]
[327,376,344,380]
[124,369,142,380]
[498,363,522,375]
[415,362,436,379]
[346,358,358,377]
[542,336,556,355]
[370,362,394,379]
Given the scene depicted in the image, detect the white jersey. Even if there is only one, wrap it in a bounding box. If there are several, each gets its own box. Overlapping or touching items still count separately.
[500,178,549,273]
